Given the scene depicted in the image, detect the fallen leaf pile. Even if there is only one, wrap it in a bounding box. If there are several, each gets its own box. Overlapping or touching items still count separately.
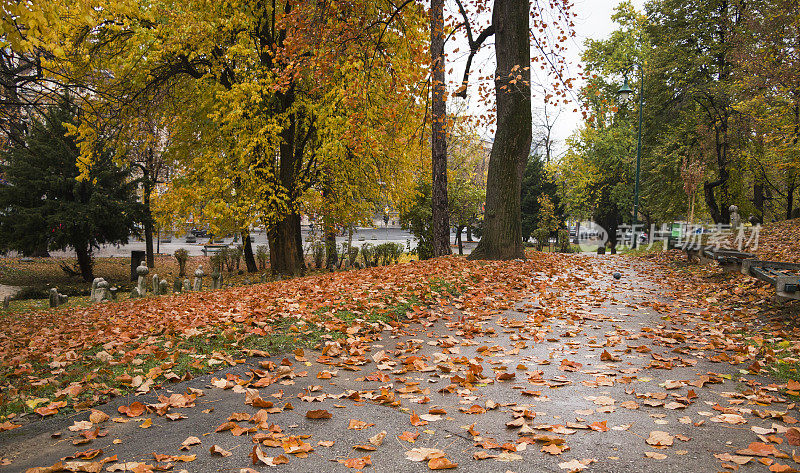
[10,219,800,472]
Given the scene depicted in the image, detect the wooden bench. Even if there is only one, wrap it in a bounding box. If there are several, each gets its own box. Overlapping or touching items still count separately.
[202,244,228,256]
[668,237,800,302]
[741,259,800,302]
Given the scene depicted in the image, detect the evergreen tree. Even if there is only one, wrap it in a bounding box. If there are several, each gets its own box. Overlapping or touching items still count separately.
[520,154,561,241]
[0,96,143,281]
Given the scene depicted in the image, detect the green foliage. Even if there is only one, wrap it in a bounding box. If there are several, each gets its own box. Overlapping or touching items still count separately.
[359,243,375,267]
[521,154,561,240]
[173,248,189,277]
[255,245,269,270]
[374,242,405,266]
[312,242,325,269]
[537,195,560,233]
[557,229,571,252]
[448,175,485,228]
[400,180,433,260]
[0,96,142,280]
[533,228,550,251]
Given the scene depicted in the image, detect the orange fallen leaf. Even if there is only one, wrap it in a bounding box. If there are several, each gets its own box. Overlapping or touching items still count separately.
[306,410,332,419]
[210,445,232,457]
[118,402,145,418]
[428,457,458,469]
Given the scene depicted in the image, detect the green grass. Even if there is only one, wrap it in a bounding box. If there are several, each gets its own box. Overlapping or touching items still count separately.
[0,278,432,421]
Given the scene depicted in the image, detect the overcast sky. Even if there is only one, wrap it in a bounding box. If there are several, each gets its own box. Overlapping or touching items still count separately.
[444,0,647,158]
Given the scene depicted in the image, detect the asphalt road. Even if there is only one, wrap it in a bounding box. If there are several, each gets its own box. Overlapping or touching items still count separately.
[44,227,479,258]
[1,255,786,472]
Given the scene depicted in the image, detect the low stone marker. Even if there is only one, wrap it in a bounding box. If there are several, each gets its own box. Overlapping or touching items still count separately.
[182,278,191,292]
[90,278,114,302]
[134,261,149,298]
[173,279,182,293]
[49,288,67,307]
[2,295,10,309]
[211,270,222,290]
[193,266,205,291]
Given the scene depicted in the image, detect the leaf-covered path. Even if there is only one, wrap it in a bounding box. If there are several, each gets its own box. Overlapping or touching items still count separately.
[2,254,799,472]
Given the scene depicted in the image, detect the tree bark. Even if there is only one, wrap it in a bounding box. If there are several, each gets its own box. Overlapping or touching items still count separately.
[322,180,338,268]
[75,242,93,282]
[267,87,308,277]
[268,213,305,277]
[455,225,464,255]
[142,171,155,268]
[242,231,258,273]
[466,225,473,242]
[468,0,531,261]
[786,173,796,220]
[431,0,451,258]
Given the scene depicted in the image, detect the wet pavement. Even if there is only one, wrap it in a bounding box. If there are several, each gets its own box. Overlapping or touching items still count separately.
[1,254,791,472]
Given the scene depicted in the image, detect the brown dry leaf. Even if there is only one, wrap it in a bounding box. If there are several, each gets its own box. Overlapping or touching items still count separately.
[600,350,619,362]
[646,431,674,447]
[399,431,420,443]
[348,419,373,430]
[343,456,372,469]
[88,410,109,424]
[250,445,288,466]
[210,445,232,457]
[715,453,753,465]
[215,421,237,432]
[318,440,335,447]
[306,409,332,419]
[645,452,668,460]
[589,421,608,432]
[406,448,445,462]
[410,412,428,427]
[738,442,780,457]
[542,444,568,455]
[181,437,201,450]
[369,431,387,446]
[770,464,798,473]
[117,402,145,418]
[68,421,94,432]
[785,428,800,446]
[428,457,458,469]
[354,444,378,451]
[0,421,21,432]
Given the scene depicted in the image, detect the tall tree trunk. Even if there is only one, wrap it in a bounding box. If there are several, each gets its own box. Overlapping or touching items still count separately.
[754,182,764,221]
[431,0,450,257]
[322,179,338,268]
[456,225,464,255]
[142,175,155,268]
[268,213,304,277]
[786,173,796,220]
[75,242,93,282]
[466,225,473,242]
[468,0,531,261]
[268,90,307,276]
[242,231,258,273]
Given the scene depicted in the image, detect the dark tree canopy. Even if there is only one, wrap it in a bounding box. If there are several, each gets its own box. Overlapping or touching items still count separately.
[0,96,143,280]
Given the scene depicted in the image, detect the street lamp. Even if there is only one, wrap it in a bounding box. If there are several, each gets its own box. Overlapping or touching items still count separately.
[617,65,644,249]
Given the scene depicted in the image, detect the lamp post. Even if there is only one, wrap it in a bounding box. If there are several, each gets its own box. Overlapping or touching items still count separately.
[617,66,644,249]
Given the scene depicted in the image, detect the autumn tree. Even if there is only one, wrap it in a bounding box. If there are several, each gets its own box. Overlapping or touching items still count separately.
[449,0,573,261]
[430,0,451,257]
[43,0,427,277]
[647,0,749,224]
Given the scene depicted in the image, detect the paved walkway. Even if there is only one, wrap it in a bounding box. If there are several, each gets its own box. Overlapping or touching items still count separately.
[1,255,790,472]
